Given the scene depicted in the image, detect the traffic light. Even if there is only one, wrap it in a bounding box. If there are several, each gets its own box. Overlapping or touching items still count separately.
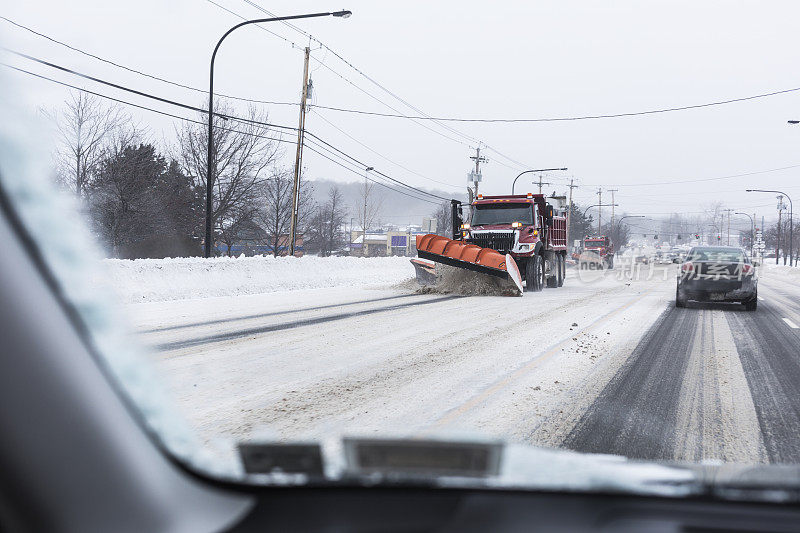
[654,234,658,240]
[717,235,721,241]
[677,234,682,240]
[694,234,700,239]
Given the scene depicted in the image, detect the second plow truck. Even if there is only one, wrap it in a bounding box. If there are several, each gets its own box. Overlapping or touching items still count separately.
[412,193,568,295]
[574,235,614,269]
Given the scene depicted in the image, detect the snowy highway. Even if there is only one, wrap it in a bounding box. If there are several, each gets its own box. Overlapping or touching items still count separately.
[127,261,800,464]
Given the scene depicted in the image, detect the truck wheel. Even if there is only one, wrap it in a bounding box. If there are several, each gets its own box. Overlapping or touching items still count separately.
[524,259,535,292]
[526,255,544,292]
[546,256,558,288]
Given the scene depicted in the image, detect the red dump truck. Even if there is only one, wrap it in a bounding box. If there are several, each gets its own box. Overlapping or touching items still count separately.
[413,193,568,294]
[574,235,614,269]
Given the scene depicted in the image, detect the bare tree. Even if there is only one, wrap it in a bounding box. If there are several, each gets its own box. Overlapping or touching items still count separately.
[254,169,315,256]
[306,185,348,256]
[45,91,128,197]
[431,200,452,236]
[177,102,280,254]
[704,202,726,241]
[356,179,383,246]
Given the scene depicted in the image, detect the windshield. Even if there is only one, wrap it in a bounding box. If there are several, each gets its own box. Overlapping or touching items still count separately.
[471,203,534,225]
[4,0,800,505]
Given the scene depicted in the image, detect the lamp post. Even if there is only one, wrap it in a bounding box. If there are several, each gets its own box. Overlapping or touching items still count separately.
[582,203,618,234]
[204,10,352,258]
[511,168,568,195]
[582,203,619,217]
[734,212,755,255]
[612,215,644,250]
[747,189,792,266]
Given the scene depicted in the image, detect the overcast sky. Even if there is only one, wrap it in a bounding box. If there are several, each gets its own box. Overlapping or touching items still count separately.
[3,0,800,231]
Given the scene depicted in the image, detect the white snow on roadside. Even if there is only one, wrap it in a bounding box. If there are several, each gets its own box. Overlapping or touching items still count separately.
[759,263,800,282]
[101,255,415,303]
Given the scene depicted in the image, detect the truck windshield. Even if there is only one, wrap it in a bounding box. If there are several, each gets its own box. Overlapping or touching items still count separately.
[471,203,534,225]
[585,239,605,248]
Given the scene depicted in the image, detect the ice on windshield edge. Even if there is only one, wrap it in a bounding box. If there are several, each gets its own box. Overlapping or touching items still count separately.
[0,73,242,478]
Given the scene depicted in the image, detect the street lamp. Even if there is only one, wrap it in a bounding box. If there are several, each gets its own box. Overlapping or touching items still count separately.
[746,189,792,265]
[734,212,755,255]
[511,168,568,195]
[204,10,352,258]
[617,215,645,227]
[613,215,644,249]
[582,203,619,217]
[582,203,618,234]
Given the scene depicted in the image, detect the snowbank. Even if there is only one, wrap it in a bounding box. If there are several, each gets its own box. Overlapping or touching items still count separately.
[759,263,800,283]
[101,255,415,303]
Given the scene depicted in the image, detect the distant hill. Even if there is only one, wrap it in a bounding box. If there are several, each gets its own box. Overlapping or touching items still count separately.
[306,178,466,227]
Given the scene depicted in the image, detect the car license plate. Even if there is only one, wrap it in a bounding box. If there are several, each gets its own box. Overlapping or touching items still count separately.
[709,293,725,301]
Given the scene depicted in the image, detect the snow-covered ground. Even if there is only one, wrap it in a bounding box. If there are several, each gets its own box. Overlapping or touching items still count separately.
[101,255,415,303]
[125,263,672,446]
[115,256,800,468]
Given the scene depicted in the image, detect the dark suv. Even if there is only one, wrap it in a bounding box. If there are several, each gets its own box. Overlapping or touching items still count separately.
[676,246,757,311]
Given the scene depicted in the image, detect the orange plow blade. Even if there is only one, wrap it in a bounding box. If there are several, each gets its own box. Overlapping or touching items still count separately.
[414,234,523,295]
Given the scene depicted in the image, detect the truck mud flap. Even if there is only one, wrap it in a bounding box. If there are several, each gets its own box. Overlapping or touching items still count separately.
[415,234,523,295]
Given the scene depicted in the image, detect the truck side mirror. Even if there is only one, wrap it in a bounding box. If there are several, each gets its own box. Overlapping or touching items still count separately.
[545,205,554,226]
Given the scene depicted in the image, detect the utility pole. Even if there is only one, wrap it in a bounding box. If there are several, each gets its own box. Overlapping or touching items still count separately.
[777,195,784,264]
[609,189,618,240]
[536,174,551,194]
[469,145,487,197]
[566,178,577,251]
[288,46,311,257]
[597,188,602,234]
[722,208,734,246]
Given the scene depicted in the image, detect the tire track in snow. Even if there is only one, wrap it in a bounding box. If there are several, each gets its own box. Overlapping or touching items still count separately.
[560,305,698,460]
[139,293,417,334]
[726,298,800,463]
[153,294,462,352]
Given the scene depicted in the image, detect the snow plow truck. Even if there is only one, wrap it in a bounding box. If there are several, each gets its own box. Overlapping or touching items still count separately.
[573,235,614,269]
[411,193,568,295]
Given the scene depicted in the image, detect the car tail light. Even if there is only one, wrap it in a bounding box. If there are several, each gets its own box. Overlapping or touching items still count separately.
[742,263,754,275]
[681,262,694,272]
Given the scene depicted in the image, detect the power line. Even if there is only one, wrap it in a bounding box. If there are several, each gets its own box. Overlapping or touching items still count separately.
[5,49,301,132]
[584,164,800,188]
[2,63,296,144]
[0,14,300,108]
[234,0,482,146]
[297,84,800,122]
[208,0,477,149]
[2,61,446,204]
[312,110,459,189]
[6,12,798,130]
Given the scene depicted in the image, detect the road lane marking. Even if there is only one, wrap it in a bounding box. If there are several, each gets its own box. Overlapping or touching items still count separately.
[783,318,799,329]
